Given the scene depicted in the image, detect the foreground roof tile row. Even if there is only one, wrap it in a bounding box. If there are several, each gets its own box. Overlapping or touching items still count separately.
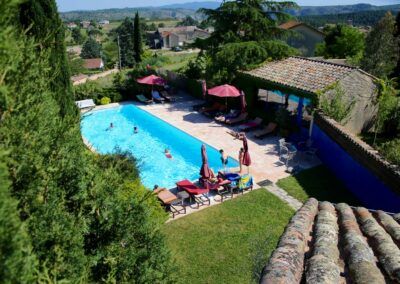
[260,198,400,284]
[243,57,356,94]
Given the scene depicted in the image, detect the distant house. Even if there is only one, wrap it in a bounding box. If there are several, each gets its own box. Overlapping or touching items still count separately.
[279,21,325,57]
[83,58,104,70]
[99,20,110,27]
[147,26,210,49]
[66,22,77,29]
[80,21,91,29]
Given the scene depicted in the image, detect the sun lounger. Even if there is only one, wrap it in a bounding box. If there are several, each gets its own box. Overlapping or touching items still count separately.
[238,117,263,131]
[253,122,277,139]
[136,94,153,104]
[215,109,240,122]
[154,188,186,218]
[203,105,227,118]
[160,90,175,102]
[75,99,96,110]
[225,112,248,125]
[151,91,165,103]
[176,179,210,208]
[201,178,232,202]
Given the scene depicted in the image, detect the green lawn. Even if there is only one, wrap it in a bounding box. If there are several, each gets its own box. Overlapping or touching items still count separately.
[163,189,294,284]
[159,52,198,71]
[277,165,360,206]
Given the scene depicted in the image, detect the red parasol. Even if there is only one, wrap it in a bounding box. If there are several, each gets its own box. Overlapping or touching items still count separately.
[137,74,166,86]
[207,84,241,98]
[242,135,251,171]
[200,144,213,179]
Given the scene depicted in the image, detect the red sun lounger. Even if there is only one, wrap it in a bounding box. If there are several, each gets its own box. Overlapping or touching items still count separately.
[176,179,210,208]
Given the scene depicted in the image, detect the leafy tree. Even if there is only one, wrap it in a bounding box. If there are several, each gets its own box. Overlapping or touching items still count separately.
[103,41,119,69]
[158,22,165,28]
[315,24,365,63]
[177,16,198,27]
[199,0,298,52]
[115,17,135,67]
[68,52,85,75]
[361,12,399,78]
[81,37,102,59]
[71,27,84,44]
[134,11,143,63]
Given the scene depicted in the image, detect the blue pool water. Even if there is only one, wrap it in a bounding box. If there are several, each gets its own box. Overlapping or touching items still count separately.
[81,104,238,189]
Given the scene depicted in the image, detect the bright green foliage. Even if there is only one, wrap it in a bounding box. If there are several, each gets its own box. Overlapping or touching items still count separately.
[134,12,143,63]
[100,96,111,105]
[374,79,400,137]
[319,83,355,124]
[103,40,119,69]
[71,27,84,44]
[81,37,102,59]
[379,139,400,166]
[315,24,365,63]
[115,17,135,67]
[361,12,400,78]
[1,0,173,282]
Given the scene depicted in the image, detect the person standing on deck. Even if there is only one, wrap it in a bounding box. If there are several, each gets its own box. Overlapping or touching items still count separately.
[238,148,244,173]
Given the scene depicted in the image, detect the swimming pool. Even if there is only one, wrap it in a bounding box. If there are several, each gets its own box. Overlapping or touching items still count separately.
[81,104,238,189]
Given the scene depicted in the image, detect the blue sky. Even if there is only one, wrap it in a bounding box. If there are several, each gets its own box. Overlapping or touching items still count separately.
[56,0,400,12]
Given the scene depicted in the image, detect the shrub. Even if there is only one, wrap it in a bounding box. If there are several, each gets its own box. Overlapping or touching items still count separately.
[379,139,400,166]
[100,96,111,105]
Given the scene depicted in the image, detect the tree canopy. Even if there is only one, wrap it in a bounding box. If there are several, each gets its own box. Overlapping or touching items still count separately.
[81,37,102,59]
[315,24,365,63]
[134,12,143,63]
[361,12,399,78]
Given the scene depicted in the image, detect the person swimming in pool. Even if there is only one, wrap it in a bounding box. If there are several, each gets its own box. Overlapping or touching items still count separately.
[165,148,172,159]
[107,122,114,131]
[134,126,138,134]
[219,149,228,171]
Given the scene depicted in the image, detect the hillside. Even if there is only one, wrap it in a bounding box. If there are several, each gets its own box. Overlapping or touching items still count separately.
[300,9,400,27]
[60,2,400,22]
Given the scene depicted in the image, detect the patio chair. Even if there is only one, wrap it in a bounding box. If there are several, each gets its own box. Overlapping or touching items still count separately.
[253,122,277,139]
[201,178,232,202]
[203,104,227,118]
[230,174,253,195]
[154,188,186,218]
[136,94,153,104]
[238,117,263,132]
[225,112,248,125]
[199,102,221,113]
[176,179,210,209]
[280,145,297,170]
[297,138,318,161]
[151,90,165,103]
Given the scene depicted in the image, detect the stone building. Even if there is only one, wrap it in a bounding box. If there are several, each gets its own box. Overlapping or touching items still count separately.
[279,21,325,57]
[147,26,210,49]
[241,57,378,134]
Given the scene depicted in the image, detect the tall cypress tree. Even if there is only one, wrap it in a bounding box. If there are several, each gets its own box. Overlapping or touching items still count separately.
[116,18,135,67]
[133,11,142,63]
[393,12,400,79]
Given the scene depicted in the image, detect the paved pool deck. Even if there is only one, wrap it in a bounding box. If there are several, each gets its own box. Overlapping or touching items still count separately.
[91,97,320,184]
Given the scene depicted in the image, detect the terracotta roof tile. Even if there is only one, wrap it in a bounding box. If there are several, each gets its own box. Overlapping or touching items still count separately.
[260,200,400,284]
[84,58,103,69]
[243,57,356,94]
[279,20,303,30]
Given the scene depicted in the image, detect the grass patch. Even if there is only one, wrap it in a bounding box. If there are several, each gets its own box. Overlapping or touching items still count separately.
[159,52,197,71]
[277,165,360,205]
[163,189,294,283]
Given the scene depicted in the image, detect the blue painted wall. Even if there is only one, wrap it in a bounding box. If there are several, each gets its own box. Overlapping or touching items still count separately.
[312,125,400,212]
